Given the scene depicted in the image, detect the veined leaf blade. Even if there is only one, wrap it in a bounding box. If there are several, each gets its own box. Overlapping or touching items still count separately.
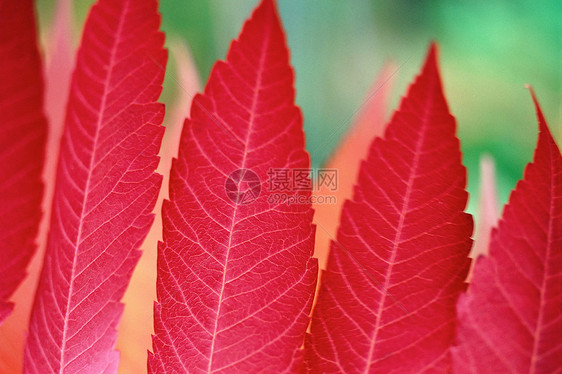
[305,44,473,373]
[24,0,167,372]
[149,0,316,372]
[452,90,562,374]
[0,0,47,325]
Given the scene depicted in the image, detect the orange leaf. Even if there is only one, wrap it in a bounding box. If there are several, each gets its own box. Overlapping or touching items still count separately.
[313,62,395,271]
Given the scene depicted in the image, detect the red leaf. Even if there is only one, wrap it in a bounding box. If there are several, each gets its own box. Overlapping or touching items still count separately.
[149,0,317,372]
[452,90,562,373]
[24,0,166,371]
[0,0,47,324]
[305,44,473,373]
[0,1,77,367]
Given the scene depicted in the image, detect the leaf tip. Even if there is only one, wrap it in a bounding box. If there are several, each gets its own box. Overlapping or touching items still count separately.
[424,42,440,72]
[526,85,549,134]
[526,86,561,161]
[259,0,276,9]
[256,0,277,17]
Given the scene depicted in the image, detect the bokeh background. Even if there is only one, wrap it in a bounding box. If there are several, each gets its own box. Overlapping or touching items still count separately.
[36,0,561,213]
[0,1,555,372]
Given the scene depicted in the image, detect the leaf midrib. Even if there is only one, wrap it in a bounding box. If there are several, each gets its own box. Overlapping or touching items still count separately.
[206,15,272,374]
[59,1,129,371]
[364,77,437,373]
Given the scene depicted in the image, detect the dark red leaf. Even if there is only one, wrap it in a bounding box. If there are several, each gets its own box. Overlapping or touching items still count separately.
[149,0,316,372]
[452,90,562,373]
[24,0,166,371]
[305,44,473,373]
[0,0,47,324]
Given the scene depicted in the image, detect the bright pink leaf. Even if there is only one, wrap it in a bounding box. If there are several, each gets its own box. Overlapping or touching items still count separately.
[305,44,473,373]
[41,0,76,252]
[0,0,47,324]
[44,0,75,131]
[0,1,75,369]
[452,90,562,374]
[24,0,166,371]
[149,0,317,372]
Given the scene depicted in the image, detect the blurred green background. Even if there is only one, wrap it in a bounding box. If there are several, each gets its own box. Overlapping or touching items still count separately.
[36,0,561,214]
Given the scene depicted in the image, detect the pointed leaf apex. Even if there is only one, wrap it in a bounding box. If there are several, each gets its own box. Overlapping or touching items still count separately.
[306,38,472,373]
[526,86,561,167]
[257,0,276,16]
[150,0,315,371]
[454,85,562,374]
[526,85,549,135]
[423,42,440,74]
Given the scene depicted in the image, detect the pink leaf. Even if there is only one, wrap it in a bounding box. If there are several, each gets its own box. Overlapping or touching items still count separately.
[41,0,76,252]
[0,1,75,370]
[24,0,167,371]
[452,90,562,373]
[149,0,317,372]
[44,0,75,138]
[305,44,473,373]
[0,0,47,324]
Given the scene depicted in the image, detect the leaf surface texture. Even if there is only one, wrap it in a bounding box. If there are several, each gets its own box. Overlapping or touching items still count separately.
[0,0,47,325]
[452,91,562,374]
[150,0,316,372]
[305,45,473,373]
[24,0,166,372]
